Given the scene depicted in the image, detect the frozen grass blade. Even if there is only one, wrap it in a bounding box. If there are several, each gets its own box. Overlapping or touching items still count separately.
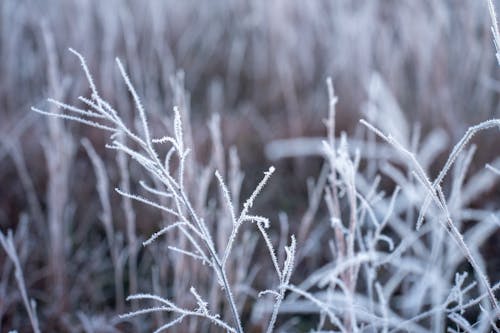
[0,228,41,333]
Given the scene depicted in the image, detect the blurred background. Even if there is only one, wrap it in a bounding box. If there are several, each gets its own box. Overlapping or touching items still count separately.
[1,0,499,331]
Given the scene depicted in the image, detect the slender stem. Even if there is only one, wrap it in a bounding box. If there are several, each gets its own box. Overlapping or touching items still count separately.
[145,131,244,332]
[218,263,244,333]
[179,188,244,333]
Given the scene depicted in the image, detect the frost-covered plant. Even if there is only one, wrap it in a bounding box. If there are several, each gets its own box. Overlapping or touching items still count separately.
[0,217,40,333]
[267,76,500,332]
[32,49,296,333]
[488,0,500,65]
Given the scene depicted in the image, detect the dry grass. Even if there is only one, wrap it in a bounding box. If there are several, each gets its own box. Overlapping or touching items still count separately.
[1,0,500,332]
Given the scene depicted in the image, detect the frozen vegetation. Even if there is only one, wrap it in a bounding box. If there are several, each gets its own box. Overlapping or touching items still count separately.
[1,0,500,332]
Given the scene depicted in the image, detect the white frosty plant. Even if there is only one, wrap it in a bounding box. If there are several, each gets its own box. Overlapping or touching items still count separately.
[32,49,296,333]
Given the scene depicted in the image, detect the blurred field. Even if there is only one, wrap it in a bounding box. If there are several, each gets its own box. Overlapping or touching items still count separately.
[1,0,499,332]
